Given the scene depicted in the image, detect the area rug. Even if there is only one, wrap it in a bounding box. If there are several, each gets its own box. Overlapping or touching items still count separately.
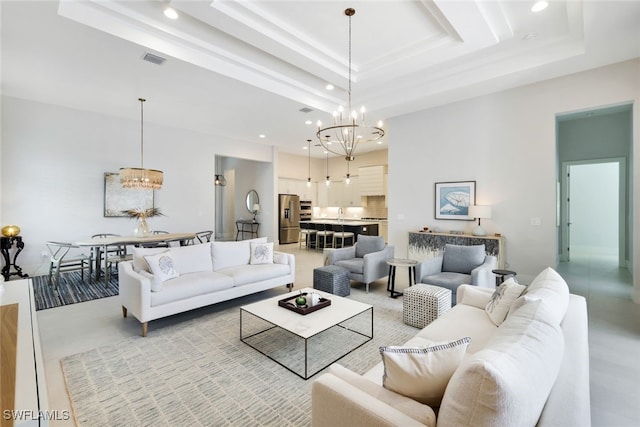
[31,271,118,311]
[61,289,418,426]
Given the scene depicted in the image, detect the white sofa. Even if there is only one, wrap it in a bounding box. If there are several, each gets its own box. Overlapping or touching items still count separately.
[311,267,590,427]
[118,237,295,336]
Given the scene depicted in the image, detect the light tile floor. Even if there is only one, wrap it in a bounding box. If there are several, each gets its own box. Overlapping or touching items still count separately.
[35,243,639,426]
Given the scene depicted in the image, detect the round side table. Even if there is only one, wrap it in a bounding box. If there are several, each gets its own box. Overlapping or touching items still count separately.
[492,269,517,286]
[386,258,418,298]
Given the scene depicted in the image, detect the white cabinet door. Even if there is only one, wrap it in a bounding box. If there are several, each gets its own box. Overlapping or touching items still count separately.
[342,175,360,206]
[359,165,385,195]
[317,182,329,207]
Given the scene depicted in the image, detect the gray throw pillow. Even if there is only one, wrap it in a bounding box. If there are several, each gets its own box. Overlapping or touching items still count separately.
[441,244,486,274]
[355,235,385,258]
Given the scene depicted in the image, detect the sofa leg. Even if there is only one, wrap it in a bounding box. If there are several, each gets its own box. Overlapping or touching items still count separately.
[122,306,127,318]
[287,283,294,292]
[141,322,148,337]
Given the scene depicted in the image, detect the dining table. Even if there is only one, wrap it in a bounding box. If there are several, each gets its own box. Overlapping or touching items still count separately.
[74,232,196,285]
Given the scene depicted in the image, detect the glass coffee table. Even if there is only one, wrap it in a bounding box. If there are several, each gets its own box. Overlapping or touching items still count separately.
[240,287,373,379]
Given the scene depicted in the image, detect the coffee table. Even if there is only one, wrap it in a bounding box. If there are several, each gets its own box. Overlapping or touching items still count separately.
[240,287,373,379]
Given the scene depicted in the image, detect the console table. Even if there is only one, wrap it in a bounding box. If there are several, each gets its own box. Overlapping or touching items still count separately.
[236,220,259,240]
[408,231,506,269]
[1,236,29,281]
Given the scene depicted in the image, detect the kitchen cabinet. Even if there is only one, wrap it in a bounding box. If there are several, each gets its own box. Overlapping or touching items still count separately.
[359,165,386,196]
[278,178,316,204]
[319,177,360,207]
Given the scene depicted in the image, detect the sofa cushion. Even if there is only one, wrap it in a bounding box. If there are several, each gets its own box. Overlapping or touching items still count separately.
[380,337,471,407]
[327,364,436,426]
[218,263,290,286]
[335,258,364,274]
[169,242,213,274]
[132,247,170,273]
[250,241,273,265]
[144,252,179,283]
[420,272,470,291]
[211,237,267,271]
[518,267,569,324]
[149,271,235,307]
[355,235,385,258]
[437,299,564,427]
[485,278,527,326]
[441,244,485,274]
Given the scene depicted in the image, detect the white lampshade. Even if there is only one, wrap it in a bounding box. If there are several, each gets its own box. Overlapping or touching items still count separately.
[469,205,492,219]
[253,204,260,212]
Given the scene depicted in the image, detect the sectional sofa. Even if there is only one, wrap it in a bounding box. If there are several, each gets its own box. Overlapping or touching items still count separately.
[118,237,295,336]
[311,267,590,426]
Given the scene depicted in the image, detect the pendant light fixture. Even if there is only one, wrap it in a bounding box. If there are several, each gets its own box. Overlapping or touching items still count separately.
[325,151,331,187]
[306,139,312,188]
[120,98,164,189]
[344,161,351,185]
[316,8,384,163]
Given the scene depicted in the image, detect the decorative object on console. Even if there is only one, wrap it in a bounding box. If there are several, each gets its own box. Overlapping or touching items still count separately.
[120,98,163,190]
[468,205,492,236]
[434,181,476,220]
[1,225,20,237]
[316,8,384,163]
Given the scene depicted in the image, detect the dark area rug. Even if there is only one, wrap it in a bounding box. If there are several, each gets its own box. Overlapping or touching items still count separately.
[31,271,119,311]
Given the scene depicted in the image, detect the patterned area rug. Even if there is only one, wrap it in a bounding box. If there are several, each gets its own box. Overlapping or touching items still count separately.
[61,289,418,426]
[31,271,118,311]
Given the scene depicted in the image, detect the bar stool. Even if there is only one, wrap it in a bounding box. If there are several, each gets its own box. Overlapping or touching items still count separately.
[315,223,334,251]
[332,224,354,248]
[299,223,317,250]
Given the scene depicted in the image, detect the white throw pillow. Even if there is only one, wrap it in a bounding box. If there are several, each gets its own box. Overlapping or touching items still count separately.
[521,267,570,324]
[380,337,471,407]
[485,278,527,326]
[144,252,179,283]
[211,237,267,271]
[250,241,273,265]
[132,247,169,273]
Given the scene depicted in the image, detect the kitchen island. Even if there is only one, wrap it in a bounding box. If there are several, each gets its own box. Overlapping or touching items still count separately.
[303,219,379,242]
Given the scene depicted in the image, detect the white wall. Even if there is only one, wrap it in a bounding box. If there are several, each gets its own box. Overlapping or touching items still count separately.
[388,59,639,300]
[1,96,277,275]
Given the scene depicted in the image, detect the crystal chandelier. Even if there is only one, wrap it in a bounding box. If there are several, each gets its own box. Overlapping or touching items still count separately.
[316,8,384,162]
[120,98,163,189]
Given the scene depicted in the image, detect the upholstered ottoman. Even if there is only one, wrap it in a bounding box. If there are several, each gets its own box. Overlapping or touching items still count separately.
[403,284,452,328]
[313,265,351,296]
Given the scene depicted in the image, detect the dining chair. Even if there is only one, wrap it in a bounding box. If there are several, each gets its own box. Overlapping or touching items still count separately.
[46,241,93,290]
[91,233,132,286]
[195,230,213,243]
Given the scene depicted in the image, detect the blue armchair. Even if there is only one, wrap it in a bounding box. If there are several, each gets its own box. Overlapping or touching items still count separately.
[324,235,394,293]
[416,244,496,304]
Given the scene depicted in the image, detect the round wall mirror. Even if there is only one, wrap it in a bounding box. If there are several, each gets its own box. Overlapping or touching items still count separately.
[246,190,260,213]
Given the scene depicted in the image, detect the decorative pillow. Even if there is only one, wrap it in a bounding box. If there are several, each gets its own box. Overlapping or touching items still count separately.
[211,237,267,271]
[355,235,385,258]
[144,252,179,283]
[485,278,527,326]
[380,337,471,407]
[132,247,170,273]
[520,267,570,324]
[250,241,273,265]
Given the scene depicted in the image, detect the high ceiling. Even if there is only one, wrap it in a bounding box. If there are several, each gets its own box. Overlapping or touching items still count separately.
[2,1,639,157]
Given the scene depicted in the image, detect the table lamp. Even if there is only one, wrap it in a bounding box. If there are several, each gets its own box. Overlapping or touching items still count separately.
[469,205,491,236]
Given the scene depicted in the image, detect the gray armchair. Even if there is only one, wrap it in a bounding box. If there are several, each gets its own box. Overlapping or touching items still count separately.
[323,235,394,293]
[416,244,496,304]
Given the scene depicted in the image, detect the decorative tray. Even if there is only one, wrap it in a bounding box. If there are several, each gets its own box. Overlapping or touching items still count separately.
[278,292,331,315]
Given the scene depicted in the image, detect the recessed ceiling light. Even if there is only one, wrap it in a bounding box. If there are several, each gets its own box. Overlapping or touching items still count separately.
[259,134,266,138]
[325,84,334,91]
[305,120,312,125]
[164,7,179,19]
[531,1,548,12]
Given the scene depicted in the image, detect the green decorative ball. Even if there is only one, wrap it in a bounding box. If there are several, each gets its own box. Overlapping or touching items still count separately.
[295,296,307,306]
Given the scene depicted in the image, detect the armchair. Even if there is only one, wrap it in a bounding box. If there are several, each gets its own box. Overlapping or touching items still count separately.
[324,235,394,293]
[416,244,496,304]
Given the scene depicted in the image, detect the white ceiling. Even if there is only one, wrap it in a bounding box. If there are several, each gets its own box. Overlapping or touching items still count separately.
[2,0,639,157]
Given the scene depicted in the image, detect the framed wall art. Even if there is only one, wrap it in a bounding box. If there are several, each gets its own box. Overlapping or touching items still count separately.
[103,172,154,217]
[435,181,476,220]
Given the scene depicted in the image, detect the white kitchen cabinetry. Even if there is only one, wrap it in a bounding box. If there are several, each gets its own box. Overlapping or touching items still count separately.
[319,176,360,207]
[278,178,316,203]
[342,175,360,206]
[359,165,386,196]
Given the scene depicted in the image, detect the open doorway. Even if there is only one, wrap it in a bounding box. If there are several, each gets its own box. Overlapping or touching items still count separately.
[560,159,625,265]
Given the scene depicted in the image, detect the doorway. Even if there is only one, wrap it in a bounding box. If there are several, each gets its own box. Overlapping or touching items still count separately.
[560,158,626,265]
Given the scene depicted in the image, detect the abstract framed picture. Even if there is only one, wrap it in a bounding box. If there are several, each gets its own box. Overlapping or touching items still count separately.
[104,172,154,217]
[435,181,476,220]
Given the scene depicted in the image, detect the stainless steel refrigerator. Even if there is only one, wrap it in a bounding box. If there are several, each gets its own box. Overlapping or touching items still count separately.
[279,194,300,244]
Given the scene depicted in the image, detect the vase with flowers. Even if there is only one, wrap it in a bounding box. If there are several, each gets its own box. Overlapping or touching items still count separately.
[123,207,163,237]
